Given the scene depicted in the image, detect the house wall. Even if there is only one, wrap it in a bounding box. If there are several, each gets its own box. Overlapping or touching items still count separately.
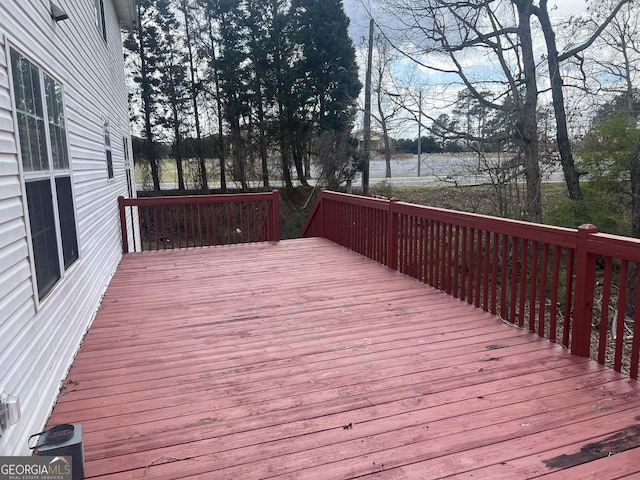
[0,0,133,455]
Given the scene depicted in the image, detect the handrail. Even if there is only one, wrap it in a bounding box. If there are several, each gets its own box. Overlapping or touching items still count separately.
[118,190,280,253]
[302,190,640,379]
[301,190,391,265]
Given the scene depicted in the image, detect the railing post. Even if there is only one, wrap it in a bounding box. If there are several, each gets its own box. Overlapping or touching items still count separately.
[387,197,399,270]
[118,196,129,254]
[271,189,280,242]
[571,224,598,357]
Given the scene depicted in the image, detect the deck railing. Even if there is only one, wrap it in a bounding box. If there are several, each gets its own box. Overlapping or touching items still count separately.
[118,191,280,253]
[302,190,640,379]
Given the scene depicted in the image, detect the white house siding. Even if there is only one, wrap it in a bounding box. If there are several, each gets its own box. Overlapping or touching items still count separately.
[0,0,134,455]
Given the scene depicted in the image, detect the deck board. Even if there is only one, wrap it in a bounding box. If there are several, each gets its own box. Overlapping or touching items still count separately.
[46,238,640,479]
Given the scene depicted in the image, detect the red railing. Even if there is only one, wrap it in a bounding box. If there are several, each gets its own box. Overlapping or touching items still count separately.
[118,191,280,253]
[302,190,640,379]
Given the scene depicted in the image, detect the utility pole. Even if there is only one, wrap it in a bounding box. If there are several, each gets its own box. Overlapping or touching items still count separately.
[362,17,373,195]
[417,90,422,177]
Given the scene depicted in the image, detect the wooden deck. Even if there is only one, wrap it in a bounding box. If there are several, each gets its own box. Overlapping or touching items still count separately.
[47,238,640,479]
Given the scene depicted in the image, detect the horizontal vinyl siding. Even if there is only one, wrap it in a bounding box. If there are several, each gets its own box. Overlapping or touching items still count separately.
[0,13,34,455]
[0,0,131,455]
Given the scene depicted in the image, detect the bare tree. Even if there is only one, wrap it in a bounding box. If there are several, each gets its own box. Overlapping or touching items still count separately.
[377,0,634,219]
[534,0,632,202]
[583,0,640,240]
[580,0,640,116]
[371,32,405,178]
[378,0,543,221]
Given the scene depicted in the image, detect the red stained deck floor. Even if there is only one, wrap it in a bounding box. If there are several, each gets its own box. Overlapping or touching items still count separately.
[47,238,640,479]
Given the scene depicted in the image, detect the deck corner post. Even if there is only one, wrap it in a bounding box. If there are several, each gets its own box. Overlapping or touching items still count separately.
[571,223,599,357]
[118,196,129,254]
[387,197,399,270]
[271,189,280,242]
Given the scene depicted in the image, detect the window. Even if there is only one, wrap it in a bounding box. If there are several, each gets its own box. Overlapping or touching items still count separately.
[123,136,134,197]
[95,0,107,42]
[10,48,78,300]
[104,121,113,179]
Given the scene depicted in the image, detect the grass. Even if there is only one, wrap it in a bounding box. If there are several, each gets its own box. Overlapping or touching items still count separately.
[134,158,626,237]
[370,182,571,225]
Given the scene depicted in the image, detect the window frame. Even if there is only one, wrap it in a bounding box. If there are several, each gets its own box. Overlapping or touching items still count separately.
[123,136,134,197]
[95,0,107,43]
[104,120,114,179]
[8,45,79,305]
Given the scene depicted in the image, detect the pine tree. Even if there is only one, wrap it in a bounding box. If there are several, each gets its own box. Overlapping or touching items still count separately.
[156,0,189,191]
[290,0,361,186]
[124,0,165,192]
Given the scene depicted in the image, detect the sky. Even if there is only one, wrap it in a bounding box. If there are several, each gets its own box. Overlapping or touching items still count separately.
[344,0,590,40]
[342,0,595,137]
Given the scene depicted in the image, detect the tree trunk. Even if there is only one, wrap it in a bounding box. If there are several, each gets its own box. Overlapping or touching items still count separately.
[206,12,226,193]
[216,111,227,193]
[257,97,270,189]
[136,3,160,193]
[537,1,583,201]
[362,18,374,195]
[181,0,207,192]
[304,148,311,180]
[381,119,392,179]
[292,139,310,187]
[174,138,185,191]
[230,117,247,191]
[171,99,185,191]
[515,0,542,223]
[146,131,160,192]
[142,91,160,192]
[377,88,392,178]
[280,144,294,193]
[277,95,294,192]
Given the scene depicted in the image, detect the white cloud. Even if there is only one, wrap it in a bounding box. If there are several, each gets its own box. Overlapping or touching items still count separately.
[344,0,594,137]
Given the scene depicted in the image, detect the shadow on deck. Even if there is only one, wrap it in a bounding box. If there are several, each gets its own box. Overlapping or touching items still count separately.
[47,238,640,479]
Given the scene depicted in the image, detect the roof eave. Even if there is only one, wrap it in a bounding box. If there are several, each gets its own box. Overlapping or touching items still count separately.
[114,0,136,26]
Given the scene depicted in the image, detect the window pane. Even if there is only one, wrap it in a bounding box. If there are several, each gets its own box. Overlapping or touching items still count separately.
[10,49,26,111]
[10,48,50,172]
[125,169,133,198]
[16,112,48,172]
[106,150,114,178]
[31,115,49,171]
[124,137,133,197]
[44,75,70,170]
[26,180,61,299]
[55,177,79,269]
[50,125,69,170]
[104,122,113,178]
[97,0,107,42]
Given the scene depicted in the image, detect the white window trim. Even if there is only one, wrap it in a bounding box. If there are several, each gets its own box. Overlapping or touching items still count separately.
[7,43,80,308]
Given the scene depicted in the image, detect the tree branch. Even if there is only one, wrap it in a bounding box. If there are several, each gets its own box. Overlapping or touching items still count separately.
[557,0,633,61]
